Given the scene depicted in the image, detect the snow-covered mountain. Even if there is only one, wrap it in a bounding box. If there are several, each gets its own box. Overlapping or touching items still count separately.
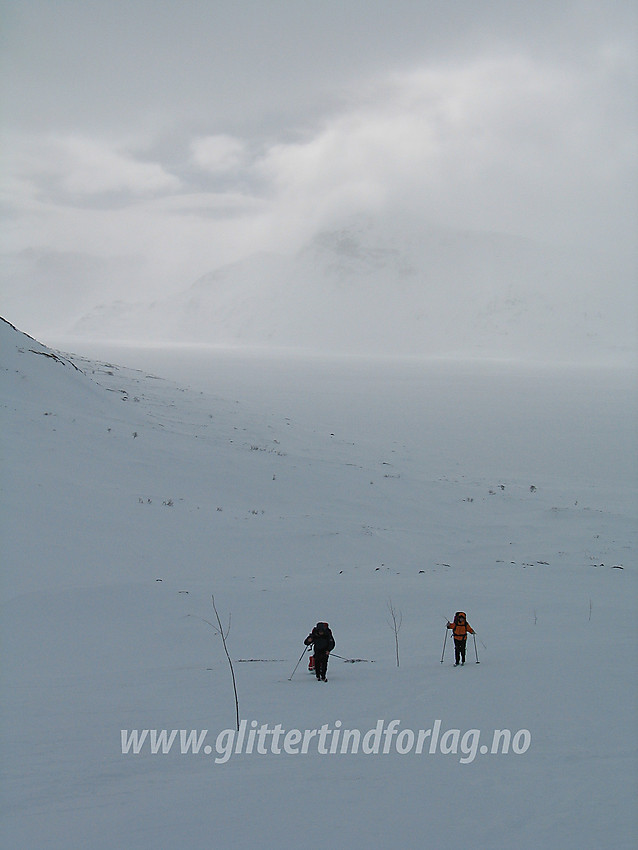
[71,218,629,361]
[1,316,636,848]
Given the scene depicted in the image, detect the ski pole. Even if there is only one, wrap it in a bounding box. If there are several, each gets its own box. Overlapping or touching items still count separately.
[440,626,449,663]
[288,646,309,680]
[473,632,480,663]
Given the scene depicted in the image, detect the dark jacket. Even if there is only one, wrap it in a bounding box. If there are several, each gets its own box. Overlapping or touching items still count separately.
[304,625,335,655]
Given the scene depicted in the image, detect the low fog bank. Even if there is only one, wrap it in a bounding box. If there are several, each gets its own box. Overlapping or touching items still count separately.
[7,217,636,367]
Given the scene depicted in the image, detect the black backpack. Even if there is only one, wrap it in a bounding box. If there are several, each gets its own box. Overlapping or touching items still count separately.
[313,622,334,650]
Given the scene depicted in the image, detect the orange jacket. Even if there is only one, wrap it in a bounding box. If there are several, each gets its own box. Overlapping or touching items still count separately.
[447,614,474,640]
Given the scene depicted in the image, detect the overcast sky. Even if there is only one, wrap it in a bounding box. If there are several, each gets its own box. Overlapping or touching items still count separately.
[1,0,636,310]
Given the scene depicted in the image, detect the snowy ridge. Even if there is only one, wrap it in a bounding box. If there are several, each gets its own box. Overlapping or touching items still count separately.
[1,317,636,848]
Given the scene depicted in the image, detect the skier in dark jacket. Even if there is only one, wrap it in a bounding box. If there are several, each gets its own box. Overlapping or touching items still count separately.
[304,622,335,681]
[447,612,475,665]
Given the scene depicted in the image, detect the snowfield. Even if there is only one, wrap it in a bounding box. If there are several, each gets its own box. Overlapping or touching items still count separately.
[1,317,636,849]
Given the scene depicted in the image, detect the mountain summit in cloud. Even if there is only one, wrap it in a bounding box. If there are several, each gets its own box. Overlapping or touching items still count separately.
[71,215,629,363]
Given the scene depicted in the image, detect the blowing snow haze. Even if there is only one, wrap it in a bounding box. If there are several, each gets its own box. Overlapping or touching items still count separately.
[68,215,632,362]
[0,1,636,362]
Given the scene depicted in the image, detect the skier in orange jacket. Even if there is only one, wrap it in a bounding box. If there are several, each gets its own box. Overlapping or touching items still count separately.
[447,612,475,665]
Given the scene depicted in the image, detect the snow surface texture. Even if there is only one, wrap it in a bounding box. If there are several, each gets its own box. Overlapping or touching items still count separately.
[1,316,636,849]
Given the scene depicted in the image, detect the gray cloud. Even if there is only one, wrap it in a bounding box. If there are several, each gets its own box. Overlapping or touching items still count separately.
[1,1,636,352]
[2,1,633,131]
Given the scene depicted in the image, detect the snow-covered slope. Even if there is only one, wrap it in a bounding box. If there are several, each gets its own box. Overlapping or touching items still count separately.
[1,317,636,849]
[71,218,633,362]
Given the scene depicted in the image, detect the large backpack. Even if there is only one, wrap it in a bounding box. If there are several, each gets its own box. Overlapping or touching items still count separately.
[452,612,468,638]
[313,622,334,652]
